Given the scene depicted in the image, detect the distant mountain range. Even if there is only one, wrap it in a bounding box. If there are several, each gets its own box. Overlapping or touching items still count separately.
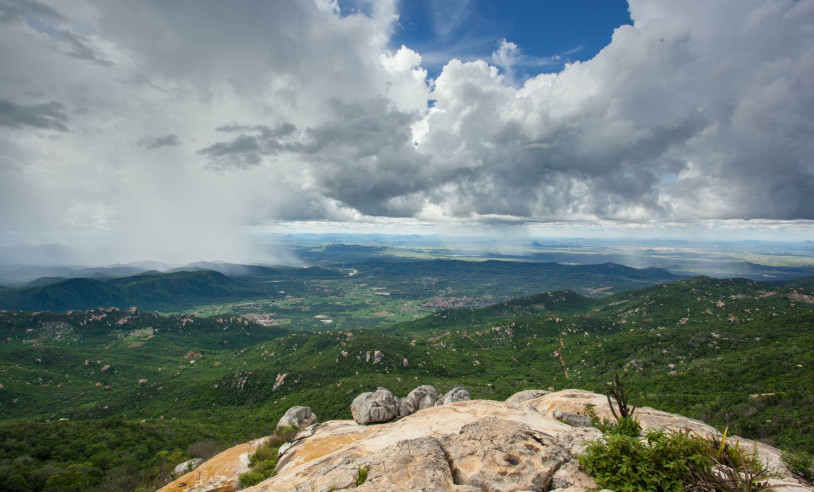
[0,259,681,313]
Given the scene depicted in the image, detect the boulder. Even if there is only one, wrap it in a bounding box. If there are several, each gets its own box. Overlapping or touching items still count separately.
[438,386,470,405]
[350,387,400,425]
[277,406,318,430]
[398,385,439,417]
[172,458,204,477]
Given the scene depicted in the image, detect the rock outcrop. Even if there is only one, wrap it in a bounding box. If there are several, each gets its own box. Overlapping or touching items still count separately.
[350,387,400,424]
[352,384,471,424]
[276,405,318,430]
[398,384,439,417]
[439,385,471,405]
[167,389,814,492]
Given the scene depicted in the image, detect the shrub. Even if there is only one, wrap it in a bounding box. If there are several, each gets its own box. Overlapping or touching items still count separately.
[580,430,710,491]
[356,465,369,486]
[782,450,814,482]
[237,471,266,487]
[585,404,641,437]
[238,424,300,488]
[580,428,774,492]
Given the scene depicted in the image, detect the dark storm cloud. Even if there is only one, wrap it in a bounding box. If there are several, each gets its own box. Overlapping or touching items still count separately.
[139,134,179,150]
[198,123,299,168]
[198,98,427,216]
[0,99,68,131]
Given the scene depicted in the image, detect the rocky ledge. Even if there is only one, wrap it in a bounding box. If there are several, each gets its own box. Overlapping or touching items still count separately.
[161,388,813,492]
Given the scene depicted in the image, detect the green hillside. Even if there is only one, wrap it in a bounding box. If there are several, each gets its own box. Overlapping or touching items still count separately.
[0,276,813,491]
[0,260,682,327]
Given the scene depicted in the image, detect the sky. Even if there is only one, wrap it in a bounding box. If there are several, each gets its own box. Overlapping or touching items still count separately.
[1,0,813,265]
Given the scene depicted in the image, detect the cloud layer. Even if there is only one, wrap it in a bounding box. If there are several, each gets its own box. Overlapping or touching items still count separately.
[0,0,812,262]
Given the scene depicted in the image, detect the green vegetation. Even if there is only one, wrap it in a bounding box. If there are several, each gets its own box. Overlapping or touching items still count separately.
[355,465,369,486]
[580,428,773,492]
[238,425,298,487]
[0,259,681,323]
[782,450,814,483]
[580,378,772,491]
[581,430,711,491]
[0,273,813,491]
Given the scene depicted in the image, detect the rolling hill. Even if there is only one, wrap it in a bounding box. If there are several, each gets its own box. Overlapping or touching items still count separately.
[1,275,813,491]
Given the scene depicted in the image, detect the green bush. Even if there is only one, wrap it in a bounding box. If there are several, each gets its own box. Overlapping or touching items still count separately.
[585,404,641,437]
[580,427,775,492]
[238,424,300,488]
[355,465,369,486]
[237,471,266,487]
[782,450,814,482]
[579,430,710,491]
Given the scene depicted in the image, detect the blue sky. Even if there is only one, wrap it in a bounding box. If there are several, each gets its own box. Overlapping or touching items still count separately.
[388,0,631,78]
[0,0,813,265]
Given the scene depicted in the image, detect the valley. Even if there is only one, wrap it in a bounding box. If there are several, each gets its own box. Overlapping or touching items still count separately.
[1,258,813,490]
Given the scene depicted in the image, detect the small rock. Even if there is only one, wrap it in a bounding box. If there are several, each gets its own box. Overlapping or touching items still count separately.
[172,458,204,477]
[553,409,592,427]
[277,442,293,457]
[277,406,318,430]
[272,372,287,391]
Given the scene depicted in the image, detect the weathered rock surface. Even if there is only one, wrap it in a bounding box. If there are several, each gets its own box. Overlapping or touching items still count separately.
[169,389,813,492]
[158,436,269,492]
[249,397,587,492]
[505,388,550,404]
[440,417,570,491]
[276,405,318,430]
[398,384,439,417]
[350,387,399,424]
[172,458,203,477]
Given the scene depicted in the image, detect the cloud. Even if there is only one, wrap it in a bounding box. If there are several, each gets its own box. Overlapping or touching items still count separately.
[198,123,298,168]
[139,134,179,150]
[406,0,814,222]
[0,0,63,24]
[0,0,812,265]
[56,30,112,66]
[0,99,68,130]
